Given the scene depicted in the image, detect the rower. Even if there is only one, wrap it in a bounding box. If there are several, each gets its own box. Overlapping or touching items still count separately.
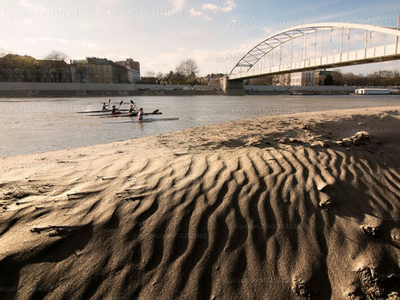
[138,108,144,120]
[102,103,108,111]
[112,105,117,114]
[128,105,135,114]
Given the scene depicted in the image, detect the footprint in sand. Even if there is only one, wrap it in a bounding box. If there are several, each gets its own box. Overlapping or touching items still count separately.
[390,228,400,245]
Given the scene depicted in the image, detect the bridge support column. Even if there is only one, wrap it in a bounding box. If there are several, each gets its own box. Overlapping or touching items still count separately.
[221,76,245,96]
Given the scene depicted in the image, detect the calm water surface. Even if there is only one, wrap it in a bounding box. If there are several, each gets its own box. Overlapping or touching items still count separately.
[1,95,400,158]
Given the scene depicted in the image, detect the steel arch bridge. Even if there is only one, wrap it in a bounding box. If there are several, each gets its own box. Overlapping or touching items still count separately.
[228,22,400,80]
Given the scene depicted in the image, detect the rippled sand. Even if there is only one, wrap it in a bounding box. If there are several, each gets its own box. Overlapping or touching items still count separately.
[2,107,400,299]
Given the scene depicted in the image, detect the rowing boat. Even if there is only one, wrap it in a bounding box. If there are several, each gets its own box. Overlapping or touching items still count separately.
[77,109,129,114]
[96,112,163,118]
[132,117,179,123]
[116,117,179,123]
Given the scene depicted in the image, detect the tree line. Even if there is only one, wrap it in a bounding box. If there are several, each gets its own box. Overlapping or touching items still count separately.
[246,70,400,87]
[0,49,202,85]
[3,47,398,87]
[0,50,70,82]
[139,58,200,85]
[337,70,400,86]
[315,70,400,86]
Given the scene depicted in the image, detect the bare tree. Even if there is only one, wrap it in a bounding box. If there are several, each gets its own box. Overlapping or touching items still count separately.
[45,50,70,82]
[144,70,156,77]
[176,58,199,78]
[74,61,88,83]
[156,72,163,82]
[45,50,68,61]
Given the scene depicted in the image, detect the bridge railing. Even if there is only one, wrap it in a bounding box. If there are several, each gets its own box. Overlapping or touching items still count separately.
[229,42,400,80]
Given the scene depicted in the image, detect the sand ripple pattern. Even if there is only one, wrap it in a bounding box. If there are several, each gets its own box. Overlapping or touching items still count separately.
[1,145,400,299]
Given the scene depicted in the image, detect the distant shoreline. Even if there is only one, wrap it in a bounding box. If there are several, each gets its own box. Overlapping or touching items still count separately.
[0,88,360,97]
[0,82,396,97]
[0,89,223,98]
[0,89,356,97]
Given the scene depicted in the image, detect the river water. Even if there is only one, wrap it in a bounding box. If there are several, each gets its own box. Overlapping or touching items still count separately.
[1,95,400,158]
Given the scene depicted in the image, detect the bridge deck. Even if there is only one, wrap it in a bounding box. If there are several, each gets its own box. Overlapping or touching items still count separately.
[229,43,400,80]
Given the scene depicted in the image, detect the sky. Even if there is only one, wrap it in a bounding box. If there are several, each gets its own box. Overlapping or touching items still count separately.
[0,0,399,77]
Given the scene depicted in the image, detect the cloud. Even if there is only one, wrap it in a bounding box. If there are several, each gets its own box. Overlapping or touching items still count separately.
[190,8,202,17]
[144,61,176,74]
[158,51,184,61]
[380,61,400,71]
[97,0,124,5]
[170,0,185,11]
[190,0,235,20]
[368,32,393,44]
[26,36,52,42]
[200,0,236,13]
[25,37,99,49]
[201,3,219,11]
[77,23,93,28]
[312,0,344,9]
[81,40,99,49]
[189,8,212,21]
[221,0,236,12]
[189,0,234,21]
[262,27,279,36]
[22,19,34,25]
[303,7,371,23]
[19,0,44,10]
[189,44,256,65]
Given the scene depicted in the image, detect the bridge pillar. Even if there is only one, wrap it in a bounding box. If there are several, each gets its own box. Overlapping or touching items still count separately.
[221,76,245,96]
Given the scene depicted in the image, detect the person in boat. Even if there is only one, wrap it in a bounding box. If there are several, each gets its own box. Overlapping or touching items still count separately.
[128,105,135,114]
[102,102,108,111]
[111,105,118,114]
[138,108,144,120]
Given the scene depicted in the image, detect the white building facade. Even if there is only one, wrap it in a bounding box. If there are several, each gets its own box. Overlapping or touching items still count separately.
[290,71,315,86]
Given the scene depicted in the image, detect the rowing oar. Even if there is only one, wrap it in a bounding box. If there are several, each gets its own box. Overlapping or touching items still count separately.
[130,100,139,111]
[131,99,159,114]
[117,100,123,109]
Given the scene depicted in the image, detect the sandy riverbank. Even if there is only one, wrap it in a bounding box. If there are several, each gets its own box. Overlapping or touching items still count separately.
[2,107,400,299]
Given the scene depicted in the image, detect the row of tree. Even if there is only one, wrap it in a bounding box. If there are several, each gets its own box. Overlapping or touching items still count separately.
[0,50,70,83]
[246,70,400,87]
[2,48,399,86]
[316,70,400,86]
[338,70,400,87]
[0,49,202,85]
[139,58,200,85]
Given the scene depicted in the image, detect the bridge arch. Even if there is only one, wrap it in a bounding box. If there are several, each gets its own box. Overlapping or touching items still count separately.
[228,22,400,80]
